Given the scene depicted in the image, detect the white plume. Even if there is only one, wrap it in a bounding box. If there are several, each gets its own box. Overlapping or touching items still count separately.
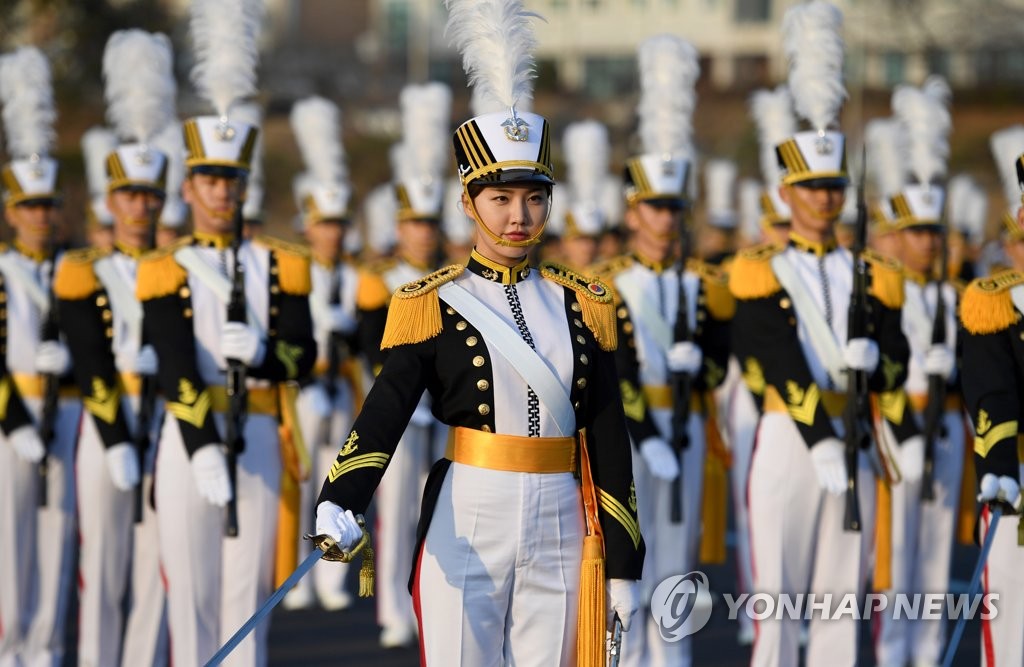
[103,30,177,144]
[738,178,764,241]
[892,78,951,185]
[964,184,988,244]
[782,1,847,131]
[81,127,118,197]
[445,0,541,114]
[189,0,264,117]
[948,173,988,242]
[443,177,473,245]
[0,47,57,158]
[364,184,398,254]
[398,82,452,185]
[989,125,1024,212]
[600,174,624,228]
[290,96,347,187]
[232,102,264,216]
[564,120,609,210]
[705,159,737,226]
[637,35,700,158]
[547,183,568,236]
[865,117,905,198]
[750,86,796,187]
[152,121,185,195]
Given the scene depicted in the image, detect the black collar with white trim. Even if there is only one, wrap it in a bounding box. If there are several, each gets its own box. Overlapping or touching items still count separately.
[466,248,531,285]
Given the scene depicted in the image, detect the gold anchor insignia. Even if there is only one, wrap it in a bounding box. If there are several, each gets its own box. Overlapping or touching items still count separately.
[742,357,765,394]
[786,381,805,406]
[275,341,304,379]
[785,380,821,426]
[84,377,120,425]
[628,481,637,513]
[881,355,903,389]
[339,430,360,457]
[91,377,110,402]
[619,380,645,422]
[977,410,992,436]
[178,378,198,405]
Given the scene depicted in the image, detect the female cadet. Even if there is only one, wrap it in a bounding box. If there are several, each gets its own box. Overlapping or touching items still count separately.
[313,1,644,664]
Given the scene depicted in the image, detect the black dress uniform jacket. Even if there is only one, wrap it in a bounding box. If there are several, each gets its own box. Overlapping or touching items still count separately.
[317,259,646,581]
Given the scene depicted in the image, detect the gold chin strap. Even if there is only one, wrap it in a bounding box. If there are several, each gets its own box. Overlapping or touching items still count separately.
[784,185,845,224]
[462,184,547,248]
[121,216,151,228]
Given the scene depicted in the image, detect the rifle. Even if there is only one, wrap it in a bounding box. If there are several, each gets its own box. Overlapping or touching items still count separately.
[37,230,61,506]
[669,205,693,524]
[920,202,950,501]
[133,205,160,522]
[841,149,872,533]
[223,195,248,538]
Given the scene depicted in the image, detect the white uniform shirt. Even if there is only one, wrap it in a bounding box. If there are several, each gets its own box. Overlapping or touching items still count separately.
[901,279,957,396]
[309,260,359,363]
[0,248,56,375]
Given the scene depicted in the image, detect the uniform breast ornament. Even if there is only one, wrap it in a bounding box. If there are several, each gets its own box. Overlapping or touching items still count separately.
[380,264,466,349]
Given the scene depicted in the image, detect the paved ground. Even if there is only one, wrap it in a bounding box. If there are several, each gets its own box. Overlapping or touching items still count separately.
[267,541,986,666]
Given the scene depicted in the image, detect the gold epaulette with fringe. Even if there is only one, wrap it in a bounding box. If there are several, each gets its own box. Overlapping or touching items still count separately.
[255,235,311,296]
[960,270,1024,335]
[380,264,465,350]
[687,258,736,320]
[136,237,191,302]
[728,243,783,300]
[356,271,391,310]
[362,257,399,276]
[863,249,905,309]
[588,255,634,279]
[54,247,107,300]
[541,262,617,352]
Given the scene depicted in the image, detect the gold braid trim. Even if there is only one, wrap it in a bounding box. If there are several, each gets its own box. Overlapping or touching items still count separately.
[256,236,311,296]
[864,249,906,309]
[54,247,106,300]
[380,265,465,350]
[688,259,736,320]
[540,262,617,352]
[728,243,783,300]
[960,271,1024,335]
[136,237,190,301]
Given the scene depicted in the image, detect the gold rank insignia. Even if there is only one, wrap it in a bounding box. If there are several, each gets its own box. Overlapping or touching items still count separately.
[178,378,198,405]
[0,376,11,421]
[977,410,991,436]
[327,451,390,483]
[785,380,820,426]
[84,377,120,424]
[167,378,211,428]
[742,357,766,395]
[275,341,304,379]
[628,481,637,513]
[339,430,359,456]
[881,355,904,391]
[619,380,645,422]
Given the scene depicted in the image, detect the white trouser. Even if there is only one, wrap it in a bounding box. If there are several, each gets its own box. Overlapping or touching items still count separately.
[0,397,80,667]
[619,408,706,667]
[413,462,583,666]
[876,409,965,667]
[749,413,873,667]
[155,411,280,667]
[294,380,354,602]
[723,378,760,638]
[979,465,1024,667]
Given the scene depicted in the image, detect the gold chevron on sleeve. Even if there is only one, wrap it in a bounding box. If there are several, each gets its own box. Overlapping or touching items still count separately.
[785,381,821,426]
[0,376,11,421]
[598,487,641,549]
[166,390,212,428]
[878,390,906,426]
[83,377,121,425]
[327,452,391,483]
[974,420,1018,458]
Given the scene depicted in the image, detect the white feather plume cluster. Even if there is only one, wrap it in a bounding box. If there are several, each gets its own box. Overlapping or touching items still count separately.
[103,30,177,144]
[705,159,737,218]
[0,47,57,158]
[232,102,264,215]
[81,127,118,197]
[152,121,185,192]
[738,178,763,241]
[364,183,398,254]
[290,96,347,188]
[445,0,540,114]
[947,174,987,242]
[563,120,609,211]
[637,35,700,158]
[750,86,796,187]
[892,77,951,185]
[781,1,847,131]
[399,83,452,185]
[989,125,1024,210]
[189,0,264,117]
[601,174,624,228]
[865,117,904,198]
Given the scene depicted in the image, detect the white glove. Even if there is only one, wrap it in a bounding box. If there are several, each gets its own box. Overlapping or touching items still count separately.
[116,344,159,375]
[9,425,45,463]
[843,338,879,373]
[639,437,680,481]
[329,306,357,336]
[190,444,233,507]
[409,402,434,428]
[315,501,363,551]
[220,322,265,366]
[978,473,1023,512]
[35,341,70,375]
[667,342,703,375]
[106,442,140,491]
[809,437,848,496]
[307,384,333,419]
[897,435,925,484]
[923,345,955,380]
[607,578,640,632]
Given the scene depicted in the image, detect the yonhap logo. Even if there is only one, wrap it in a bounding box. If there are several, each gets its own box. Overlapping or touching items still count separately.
[651,571,713,641]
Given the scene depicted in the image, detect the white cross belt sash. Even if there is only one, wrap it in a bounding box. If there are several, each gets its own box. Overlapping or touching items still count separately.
[438,282,575,437]
[770,252,848,392]
[1010,283,1024,321]
[0,252,50,315]
[174,246,262,333]
[94,256,143,343]
[614,273,673,354]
